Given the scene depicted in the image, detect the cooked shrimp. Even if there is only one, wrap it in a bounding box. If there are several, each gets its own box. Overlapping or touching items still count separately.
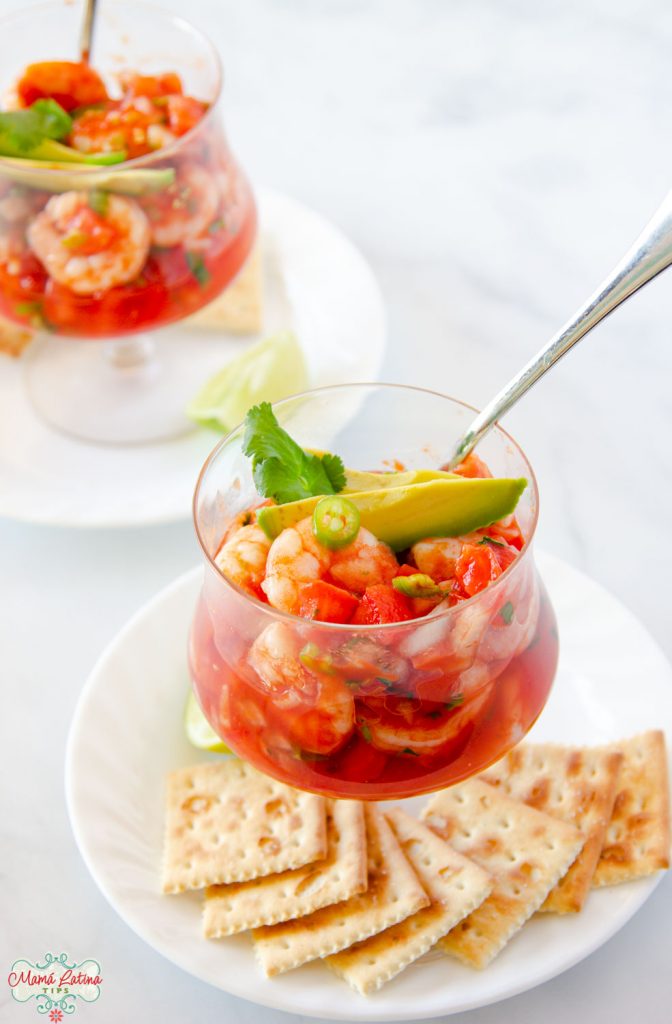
[143,164,219,247]
[330,636,410,687]
[411,531,494,582]
[359,686,492,755]
[214,522,271,596]
[247,622,355,753]
[262,516,398,615]
[27,191,150,295]
[0,186,41,224]
[411,537,463,582]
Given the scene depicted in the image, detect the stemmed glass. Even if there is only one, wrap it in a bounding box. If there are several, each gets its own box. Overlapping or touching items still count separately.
[0,0,256,443]
[189,384,559,800]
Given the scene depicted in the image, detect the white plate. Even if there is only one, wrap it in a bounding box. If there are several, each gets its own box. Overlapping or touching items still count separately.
[0,188,386,528]
[65,552,672,1021]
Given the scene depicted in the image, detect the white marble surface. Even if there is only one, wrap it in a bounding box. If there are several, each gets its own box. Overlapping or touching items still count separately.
[1,1,672,1022]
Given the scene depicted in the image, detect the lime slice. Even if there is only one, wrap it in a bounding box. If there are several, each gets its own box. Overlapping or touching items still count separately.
[184,690,230,753]
[187,330,308,431]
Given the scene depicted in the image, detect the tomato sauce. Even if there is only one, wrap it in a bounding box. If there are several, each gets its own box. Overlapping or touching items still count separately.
[189,563,558,800]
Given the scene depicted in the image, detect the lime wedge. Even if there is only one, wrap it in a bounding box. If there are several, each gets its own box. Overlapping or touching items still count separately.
[187,330,309,432]
[184,690,230,753]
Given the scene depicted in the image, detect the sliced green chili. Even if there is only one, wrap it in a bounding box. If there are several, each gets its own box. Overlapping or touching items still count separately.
[299,642,336,675]
[312,495,360,550]
[88,189,109,217]
[392,573,443,599]
[61,231,90,250]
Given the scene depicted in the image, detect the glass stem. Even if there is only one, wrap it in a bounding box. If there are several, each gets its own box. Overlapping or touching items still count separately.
[103,335,157,372]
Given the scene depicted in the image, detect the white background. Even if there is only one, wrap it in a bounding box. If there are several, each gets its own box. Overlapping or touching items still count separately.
[1,1,671,1022]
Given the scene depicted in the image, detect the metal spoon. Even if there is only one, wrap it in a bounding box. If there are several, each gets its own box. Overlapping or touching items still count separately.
[446,189,672,469]
[79,0,99,63]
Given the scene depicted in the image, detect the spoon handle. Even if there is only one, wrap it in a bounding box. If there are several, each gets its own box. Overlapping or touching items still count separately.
[80,0,99,63]
[446,189,672,469]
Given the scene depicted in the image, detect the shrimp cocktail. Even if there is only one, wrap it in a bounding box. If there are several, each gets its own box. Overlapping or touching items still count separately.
[190,385,559,800]
[0,1,256,443]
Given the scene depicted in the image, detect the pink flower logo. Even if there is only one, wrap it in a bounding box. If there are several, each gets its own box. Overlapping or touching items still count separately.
[48,1011,63,1023]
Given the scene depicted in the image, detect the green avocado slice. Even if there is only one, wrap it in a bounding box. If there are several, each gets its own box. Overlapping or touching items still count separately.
[257,476,527,550]
[342,467,459,492]
[18,139,127,164]
[0,157,175,195]
[305,451,459,492]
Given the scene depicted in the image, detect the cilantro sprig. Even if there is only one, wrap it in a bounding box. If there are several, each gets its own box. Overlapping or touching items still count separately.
[0,99,126,164]
[242,403,346,504]
[0,99,72,154]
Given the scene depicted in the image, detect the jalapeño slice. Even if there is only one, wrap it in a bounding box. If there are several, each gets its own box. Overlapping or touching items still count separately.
[312,495,360,550]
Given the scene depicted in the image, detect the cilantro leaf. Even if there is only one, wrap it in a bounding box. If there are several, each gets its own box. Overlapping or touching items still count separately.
[499,601,514,625]
[31,99,72,139]
[242,402,346,504]
[243,402,303,464]
[320,451,346,492]
[185,251,210,287]
[478,535,505,547]
[0,99,72,155]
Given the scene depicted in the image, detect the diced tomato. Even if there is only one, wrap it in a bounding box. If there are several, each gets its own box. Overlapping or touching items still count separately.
[297,581,359,623]
[488,517,525,550]
[281,676,355,755]
[451,452,492,479]
[488,542,517,573]
[351,584,415,625]
[60,206,118,255]
[119,71,183,99]
[395,563,419,577]
[0,249,48,308]
[69,101,164,159]
[42,256,168,337]
[165,94,208,136]
[454,543,504,597]
[333,733,389,783]
[17,61,108,112]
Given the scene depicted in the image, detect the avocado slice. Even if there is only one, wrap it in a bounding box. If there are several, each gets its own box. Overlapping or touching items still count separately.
[305,451,459,492]
[343,467,459,492]
[13,139,127,165]
[257,476,527,550]
[0,157,175,195]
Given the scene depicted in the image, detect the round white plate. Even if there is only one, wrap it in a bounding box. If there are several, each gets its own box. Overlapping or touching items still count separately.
[65,552,672,1021]
[0,188,386,528]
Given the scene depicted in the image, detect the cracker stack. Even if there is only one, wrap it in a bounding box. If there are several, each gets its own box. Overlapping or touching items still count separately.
[481,743,623,912]
[203,798,367,936]
[162,731,670,997]
[0,312,33,358]
[162,760,327,892]
[252,806,430,976]
[326,810,492,994]
[422,779,584,967]
[188,244,263,334]
[592,731,670,886]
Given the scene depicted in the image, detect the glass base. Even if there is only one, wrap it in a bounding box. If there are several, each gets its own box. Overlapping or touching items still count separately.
[24,332,214,445]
